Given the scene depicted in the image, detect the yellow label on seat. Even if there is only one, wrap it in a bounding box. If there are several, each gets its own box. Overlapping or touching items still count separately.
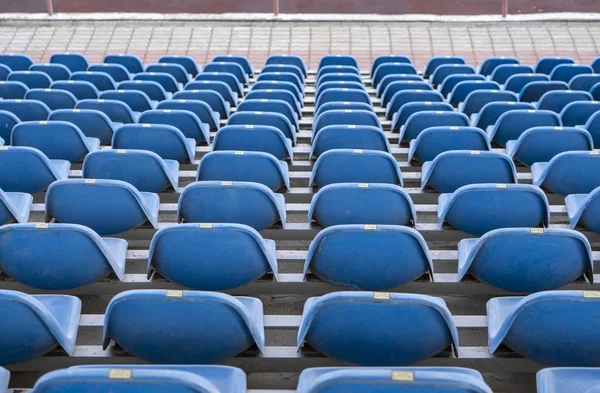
[85,179,96,184]
[530,228,544,234]
[470,150,480,155]
[109,370,131,379]
[35,223,49,229]
[357,183,369,188]
[116,149,126,154]
[583,291,600,298]
[373,292,390,300]
[353,149,363,154]
[221,181,233,186]
[199,223,213,228]
[496,183,507,188]
[363,224,377,230]
[392,371,414,381]
[234,151,244,155]
[166,290,183,297]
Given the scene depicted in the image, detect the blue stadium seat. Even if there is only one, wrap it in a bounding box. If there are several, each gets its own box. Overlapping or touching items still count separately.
[536,90,592,113]
[504,73,549,93]
[569,73,600,91]
[25,88,77,110]
[370,54,412,76]
[12,121,99,162]
[488,290,600,365]
[0,81,28,99]
[315,88,372,108]
[29,63,71,81]
[71,71,117,91]
[251,81,302,104]
[311,125,391,158]
[550,64,593,83]
[0,64,10,81]
[490,64,534,85]
[257,72,303,93]
[519,81,569,103]
[103,290,264,363]
[83,149,179,192]
[566,185,600,232]
[160,55,201,77]
[87,63,131,82]
[213,125,293,162]
[386,90,444,120]
[76,99,138,123]
[7,71,52,89]
[376,74,424,97]
[195,72,244,97]
[381,81,432,107]
[245,89,300,118]
[535,56,575,75]
[592,83,600,101]
[134,72,181,94]
[0,188,31,225]
[49,109,117,145]
[51,80,99,100]
[430,64,476,87]
[585,111,600,147]
[391,101,454,133]
[262,64,304,83]
[265,54,308,77]
[439,183,549,236]
[177,181,285,230]
[45,179,159,235]
[448,80,500,107]
[309,183,416,227]
[314,101,374,121]
[560,101,600,126]
[227,111,296,145]
[0,53,34,71]
[213,55,253,77]
[138,108,210,144]
[173,89,231,118]
[316,81,365,101]
[104,53,145,74]
[317,73,364,87]
[99,89,156,112]
[0,99,51,121]
[532,151,600,195]
[0,110,19,142]
[399,111,470,144]
[156,100,218,132]
[0,146,69,193]
[0,223,127,290]
[438,74,486,98]
[148,223,278,290]
[146,63,190,85]
[594,57,600,73]
[422,150,517,193]
[478,56,520,76]
[112,124,195,162]
[297,292,458,365]
[537,368,600,393]
[471,101,534,130]
[313,110,381,137]
[0,290,80,365]
[487,109,561,146]
[118,80,170,101]
[408,126,491,163]
[318,55,359,69]
[506,126,593,166]
[196,151,290,192]
[0,366,7,392]
[316,66,361,82]
[305,225,431,290]
[459,90,518,117]
[310,149,402,188]
[203,62,248,86]
[372,63,418,88]
[50,53,89,73]
[459,228,592,292]
[423,55,466,79]
[237,99,298,130]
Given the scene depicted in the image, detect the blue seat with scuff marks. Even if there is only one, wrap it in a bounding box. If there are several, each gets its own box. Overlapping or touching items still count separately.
[371,54,412,76]
[311,125,391,158]
[536,90,592,113]
[304,225,431,290]
[487,109,561,146]
[560,101,600,127]
[0,146,70,193]
[148,223,278,290]
[309,183,416,227]
[196,151,290,192]
[227,111,296,145]
[488,290,600,366]
[566,185,600,233]
[0,110,19,142]
[118,80,170,101]
[421,150,517,193]
[204,62,248,86]
[537,368,600,393]
[45,179,159,236]
[99,90,156,113]
[297,292,458,366]
[439,74,486,98]
[0,188,31,225]
[372,63,418,88]
[173,89,231,119]
[8,71,52,89]
[177,181,285,230]
[504,73,549,94]
[0,54,34,71]
[51,80,99,100]
[448,80,500,107]
[310,149,403,188]
[471,101,534,130]
[112,124,195,162]
[519,81,569,103]
[423,55,466,79]
[569,74,600,91]
[0,81,28,99]
[134,72,181,94]
[430,64,476,87]
[0,290,80,365]
[532,151,600,195]
[25,88,77,110]
[185,81,238,107]
[386,90,444,120]
[490,64,534,85]
[213,125,293,162]
[266,55,308,77]
[0,223,127,290]
[157,100,218,132]
[391,101,454,133]
[76,99,138,124]
[83,149,179,193]
[162,55,202,77]
[458,228,592,292]
[146,63,190,85]
[438,183,549,236]
[535,56,575,75]
[237,99,298,130]
[399,111,470,144]
[377,74,424,97]
[408,126,491,163]
[459,90,518,117]
[49,109,117,145]
[103,290,265,363]
[506,126,594,166]
[313,109,381,137]
[0,99,51,122]
[315,88,372,109]
[257,72,304,93]
[138,109,210,144]
[213,55,253,77]
[549,64,593,83]
[104,53,145,74]
[87,63,131,83]
[50,52,89,73]
[195,72,244,98]
[381,81,432,107]
[71,71,116,91]
[478,56,520,76]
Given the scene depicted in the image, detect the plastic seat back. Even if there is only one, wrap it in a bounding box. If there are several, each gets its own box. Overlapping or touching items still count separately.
[49,109,116,145]
[8,71,52,89]
[50,53,90,73]
[488,109,561,146]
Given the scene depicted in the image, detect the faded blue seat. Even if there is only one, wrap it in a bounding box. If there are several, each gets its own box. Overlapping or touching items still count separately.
[237,99,298,130]
[184,81,237,109]
[532,151,600,195]
[87,63,131,83]
[408,126,491,163]
[550,64,594,83]
[318,55,359,69]
[311,125,390,158]
[490,64,534,84]
[391,101,454,133]
[103,290,264,363]
[261,64,304,82]
[112,124,195,162]
[422,150,517,193]
[0,223,127,290]
[506,126,593,166]
[0,81,28,99]
[519,81,568,103]
[297,367,493,393]
[0,290,80,365]
[371,54,412,76]
[51,80,99,100]
[315,88,372,109]
[161,55,202,77]
[313,109,381,137]
[99,90,156,112]
[459,90,518,117]
[0,99,50,122]
[31,365,245,393]
[50,53,89,73]
[104,53,145,74]
[134,72,181,94]
[372,63,418,88]
[146,63,190,85]
[213,55,253,77]
[537,90,592,113]
[0,146,69,193]
[488,290,600,366]
[0,188,31,225]
[438,74,486,98]
[174,89,231,118]
[309,183,416,227]
[561,101,600,127]
[570,73,600,91]
[195,72,244,97]
[157,100,218,132]
[204,62,248,86]
[0,54,34,71]
[25,88,77,110]
[314,102,374,121]
[316,81,365,101]
[305,225,431,290]
[178,181,285,230]
[245,89,300,118]
[227,111,296,145]
[310,149,402,188]
[49,109,117,145]
[586,111,600,147]
[12,121,99,162]
[399,111,470,144]
[83,149,178,192]
[265,55,307,77]
[0,64,9,81]
[317,73,364,87]
[430,64,475,87]
[316,66,360,82]
[423,55,466,79]
[381,81,432,107]
[7,71,52,89]
[148,223,278,290]
[439,183,549,236]
[297,292,458,366]
[487,109,561,146]
[257,72,303,93]
[138,109,210,144]
[504,73,549,93]
[45,179,159,235]
[459,228,592,292]
[478,56,520,76]
[0,110,19,142]
[76,99,138,123]
[386,90,444,120]
[448,80,500,107]
[213,125,293,162]
[471,101,534,130]
[566,186,600,232]
[196,151,289,192]
[71,71,116,91]
[537,368,600,393]
[377,74,424,97]
[118,80,170,101]
[251,81,302,104]
[535,56,575,75]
